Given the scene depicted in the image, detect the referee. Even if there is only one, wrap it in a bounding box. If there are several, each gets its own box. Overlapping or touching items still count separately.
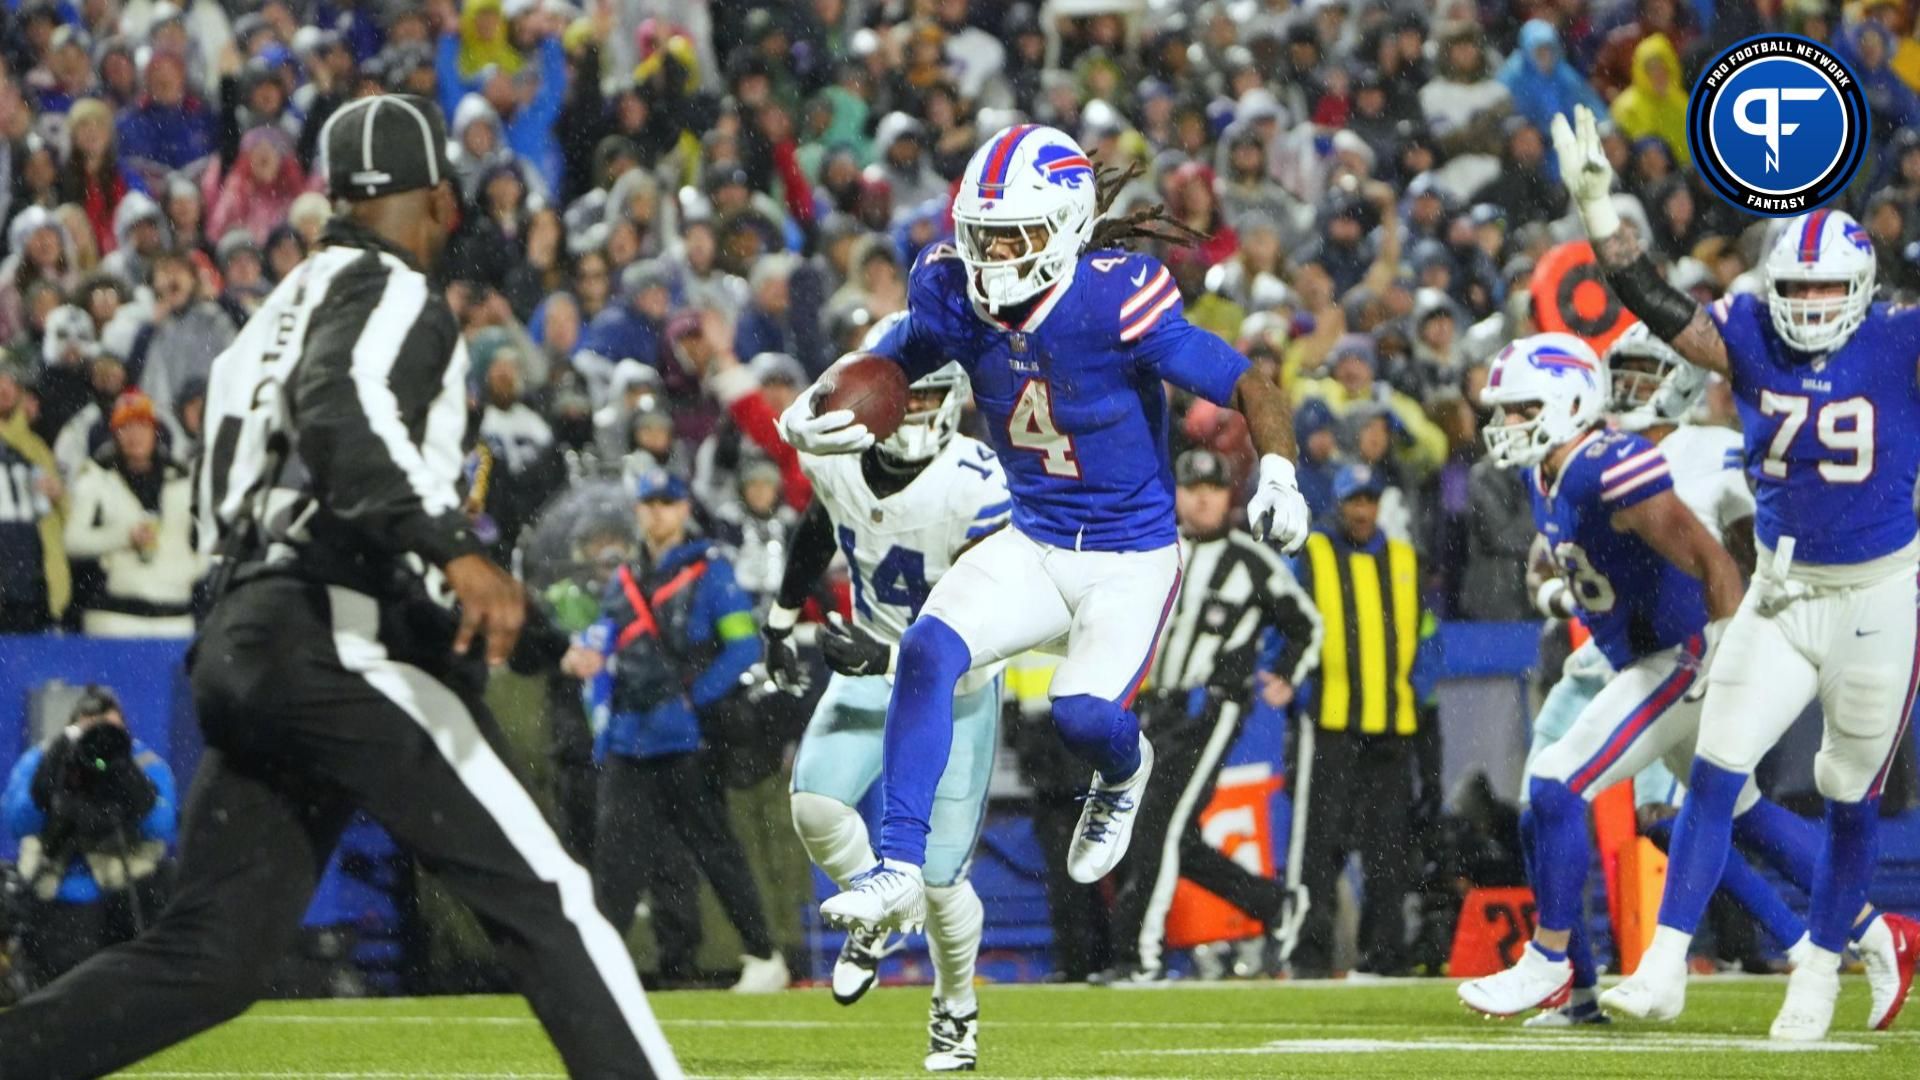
[1100,449,1323,982]
[0,96,681,1080]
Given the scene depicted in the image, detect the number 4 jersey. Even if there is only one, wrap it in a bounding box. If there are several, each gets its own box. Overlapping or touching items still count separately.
[870,244,1251,552]
[798,435,1010,691]
[1529,428,1708,669]
[1711,292,1920,566]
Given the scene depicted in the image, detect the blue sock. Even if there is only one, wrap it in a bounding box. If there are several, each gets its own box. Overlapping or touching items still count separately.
[879,617,971,867]
[1656,759,1746,934]
[1716,850,1808,950]
[1526,805,1599,988]
[1051,694,1141,781]
[1525,777,1590,936]
[1731,798,1822,894]
[1810,798,1880,954]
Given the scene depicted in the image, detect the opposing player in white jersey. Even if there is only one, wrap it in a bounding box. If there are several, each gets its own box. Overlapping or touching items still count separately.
[1556,105,1920,1038]
[761,357,1007,1073]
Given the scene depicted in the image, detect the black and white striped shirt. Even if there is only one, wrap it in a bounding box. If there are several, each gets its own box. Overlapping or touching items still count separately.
[1152,529,1324,695]
[198,218,482,600]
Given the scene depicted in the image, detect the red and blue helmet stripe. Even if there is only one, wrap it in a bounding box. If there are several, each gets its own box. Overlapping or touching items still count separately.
[976,124,1039,199]
[1800,208,1831,263]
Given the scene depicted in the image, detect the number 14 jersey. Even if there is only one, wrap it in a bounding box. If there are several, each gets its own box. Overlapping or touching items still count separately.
[1528,428,1709,669]
[870,244,1251,552]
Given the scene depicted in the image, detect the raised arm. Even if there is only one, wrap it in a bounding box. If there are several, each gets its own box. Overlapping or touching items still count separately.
[1551,105,1730,380]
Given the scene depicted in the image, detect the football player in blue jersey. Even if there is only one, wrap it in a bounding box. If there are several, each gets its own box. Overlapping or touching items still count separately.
[777,125,1313,934]
[1456,333,1749,1017]
[1555,105,1920,1039]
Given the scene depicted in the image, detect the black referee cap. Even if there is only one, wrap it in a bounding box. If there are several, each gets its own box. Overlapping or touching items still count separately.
[320,94,452,201]
[1175,448,1233,488]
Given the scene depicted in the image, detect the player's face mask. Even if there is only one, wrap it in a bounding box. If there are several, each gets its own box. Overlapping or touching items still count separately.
[879,364,969,465]
[1605,324,1698,431]
[1765,211,1876,354]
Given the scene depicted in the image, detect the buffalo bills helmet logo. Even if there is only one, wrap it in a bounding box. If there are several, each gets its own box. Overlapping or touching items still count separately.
[1528,344,1597,379]
[1033,144,1093,189]
[1843,221,1872,254]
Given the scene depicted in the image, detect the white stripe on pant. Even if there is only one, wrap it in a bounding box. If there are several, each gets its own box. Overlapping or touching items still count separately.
[327,588,682,1079]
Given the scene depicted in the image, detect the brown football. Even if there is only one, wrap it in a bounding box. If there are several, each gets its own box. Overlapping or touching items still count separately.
[811,353,910,441]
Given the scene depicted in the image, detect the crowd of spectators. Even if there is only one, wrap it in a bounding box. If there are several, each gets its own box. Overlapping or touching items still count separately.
[0,0,1914,988]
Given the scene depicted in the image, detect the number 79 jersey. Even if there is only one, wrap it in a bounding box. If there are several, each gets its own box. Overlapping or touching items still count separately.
[798,434,1010,653]
[1528,428,1708,669]
[1710,292,1920,565]
[871,244,1250,553]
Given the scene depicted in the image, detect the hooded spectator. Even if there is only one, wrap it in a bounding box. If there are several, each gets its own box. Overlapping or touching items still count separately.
[0,207,75,347]
[435,0,568,193]
[98,191,167,288]
[206,126,312,246]
[1420,24,1510,160]
[1609,34,1691,167]
[1498,19,1606,139]
[870,112,943,209]
[159,172,205,254]
[449,92,517,201]
[1844,20,1920,142]
[1294,331,1447,477]
[1470,119,1569,230]
[1592,0,1695,101]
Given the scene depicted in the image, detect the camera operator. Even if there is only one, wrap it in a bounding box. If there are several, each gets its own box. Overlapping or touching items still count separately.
[3,686,175,987]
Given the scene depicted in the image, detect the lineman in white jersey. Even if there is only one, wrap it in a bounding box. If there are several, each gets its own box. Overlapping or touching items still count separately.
[761,355,1008,1074]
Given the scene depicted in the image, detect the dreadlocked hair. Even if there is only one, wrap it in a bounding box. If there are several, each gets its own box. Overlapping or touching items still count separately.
[1087,156,1213,252]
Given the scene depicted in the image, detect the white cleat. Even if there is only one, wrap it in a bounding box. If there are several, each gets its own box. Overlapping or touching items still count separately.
[1067,736,1155,884]
[731,951,791,993]
[1600,949,1688,1021]
[1457,943,1573,1017]
[1857,913,1920,1030]
[1771,963,1840,1041]
[821,860,927,934]
[831,924,900,1006]
[925,999,979,1072]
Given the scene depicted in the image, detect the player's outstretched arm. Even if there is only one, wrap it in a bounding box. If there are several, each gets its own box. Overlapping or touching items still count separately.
[1231,369,1311,553]
[1615,489,1744,621]
[1550,105,1730,380]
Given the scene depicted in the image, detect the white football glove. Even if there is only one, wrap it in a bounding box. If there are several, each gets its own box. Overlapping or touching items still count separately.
[1548,104,1622,240]
[778,388,874,455]
[1650,358,1709,420]
[1248,454,1312,553]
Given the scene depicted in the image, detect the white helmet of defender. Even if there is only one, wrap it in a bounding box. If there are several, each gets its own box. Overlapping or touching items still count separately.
[1482,333,1609,468]
[861,312,971,464]
[1606,322,1703,431]
[950,125,1099,312]
[1764,209,1875,355]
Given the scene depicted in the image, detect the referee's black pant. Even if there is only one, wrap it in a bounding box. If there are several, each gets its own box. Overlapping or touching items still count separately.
[1109,694,1287,971]
[0,577,680,1080]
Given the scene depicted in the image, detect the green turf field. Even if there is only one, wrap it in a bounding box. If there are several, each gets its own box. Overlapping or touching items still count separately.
[120,977,1920,1079]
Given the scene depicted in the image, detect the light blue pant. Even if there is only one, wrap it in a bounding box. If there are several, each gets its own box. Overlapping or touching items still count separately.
[1524,663,1679,807]
[791,673,1001,887]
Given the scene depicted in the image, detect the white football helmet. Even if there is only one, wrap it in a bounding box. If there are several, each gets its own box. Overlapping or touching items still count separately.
[1482,333,1608,468]
[1606,322,1701,431]
[951,125,1098,312]
[1765,209,1875,355]
[857,314,970,465]
[880,362,971,464]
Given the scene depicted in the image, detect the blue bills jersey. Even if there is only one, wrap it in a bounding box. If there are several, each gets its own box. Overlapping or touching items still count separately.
[1529,428,1708,668]
[870,245,1251,552]
[1710,293,1920,565]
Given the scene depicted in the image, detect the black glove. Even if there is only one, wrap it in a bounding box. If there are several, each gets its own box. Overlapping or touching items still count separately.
[762,622,811,696]
[820,612,895,678]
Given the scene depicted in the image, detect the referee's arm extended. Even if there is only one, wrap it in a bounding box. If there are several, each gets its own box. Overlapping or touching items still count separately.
[289,252,524,661]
